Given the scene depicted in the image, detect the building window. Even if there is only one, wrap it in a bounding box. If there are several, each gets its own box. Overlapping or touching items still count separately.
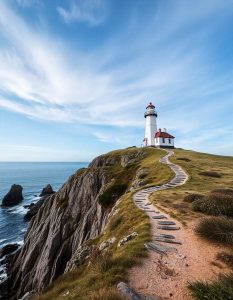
[168,138,171,144]
[156,138,158,143]
[162,138,165,143]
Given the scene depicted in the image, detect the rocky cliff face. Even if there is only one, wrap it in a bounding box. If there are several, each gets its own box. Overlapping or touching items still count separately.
[2,149,143,300]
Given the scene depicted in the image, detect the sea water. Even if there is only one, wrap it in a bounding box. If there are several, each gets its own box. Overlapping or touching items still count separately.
[0,162,88,248]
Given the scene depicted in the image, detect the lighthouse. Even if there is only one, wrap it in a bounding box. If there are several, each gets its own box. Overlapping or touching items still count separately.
[144,102,157,146]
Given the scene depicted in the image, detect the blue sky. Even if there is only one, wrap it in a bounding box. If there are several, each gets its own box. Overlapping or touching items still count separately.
[0,0,233,161]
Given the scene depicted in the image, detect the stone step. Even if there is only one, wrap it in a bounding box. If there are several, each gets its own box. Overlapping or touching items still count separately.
[145,242,177,255]
[152,215,167,219]
[155,234,175,239]
[154,238,182,245]
[157,221,176,226]
[157,226,180,230]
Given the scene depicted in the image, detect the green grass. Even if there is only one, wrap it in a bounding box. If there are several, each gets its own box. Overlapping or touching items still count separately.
[34,147,172,300]
[150,149,233,222]
[188,274,233,300]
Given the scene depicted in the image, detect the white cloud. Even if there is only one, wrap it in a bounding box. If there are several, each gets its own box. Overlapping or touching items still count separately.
[57,0,108,26]
[0,0,233,156]
[16,0,40,7]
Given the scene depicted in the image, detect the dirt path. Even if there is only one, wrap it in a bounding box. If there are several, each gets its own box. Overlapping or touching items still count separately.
[128,150,230,300]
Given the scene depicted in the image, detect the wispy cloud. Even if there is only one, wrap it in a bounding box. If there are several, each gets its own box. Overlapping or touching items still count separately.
[16,0,40,7]
[0,0,233,155]
[57,0,108,26]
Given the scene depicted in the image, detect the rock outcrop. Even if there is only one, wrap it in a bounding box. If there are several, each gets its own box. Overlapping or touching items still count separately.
[23,198,46,221]
[0,244,19,259]
[1,156,124,299]
[1,184,23,206]
[39,184,55,197]
[1,149,146,300]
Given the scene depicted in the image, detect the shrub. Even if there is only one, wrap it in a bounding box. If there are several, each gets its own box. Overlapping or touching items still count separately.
[90,250,113,275]
[195,216,233,245]
[109,215,123,230]
[211,188,233,197]
[98,184,128,206]
[188,274,233,300]
[199,171,222,178]
[88,288,123,300]
[192,193,233,217]
[216,252,233,269]
[184,193,204,203]
[177,157,191,162]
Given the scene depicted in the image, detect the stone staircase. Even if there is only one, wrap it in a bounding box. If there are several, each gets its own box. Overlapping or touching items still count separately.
[133,150,188,256]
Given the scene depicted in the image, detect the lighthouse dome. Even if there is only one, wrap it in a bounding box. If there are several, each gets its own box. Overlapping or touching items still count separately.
[144,102,157,118]
[146,102,155,109]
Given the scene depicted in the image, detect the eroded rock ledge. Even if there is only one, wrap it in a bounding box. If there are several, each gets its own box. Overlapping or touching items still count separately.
[1,149,145,300]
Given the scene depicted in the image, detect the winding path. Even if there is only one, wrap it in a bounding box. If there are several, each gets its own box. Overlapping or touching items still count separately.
[129,149,227,300]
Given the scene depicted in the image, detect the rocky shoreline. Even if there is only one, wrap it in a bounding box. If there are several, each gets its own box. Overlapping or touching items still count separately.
[0,184,56,294]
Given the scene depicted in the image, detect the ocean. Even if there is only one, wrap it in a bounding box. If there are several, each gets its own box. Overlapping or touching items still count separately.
[0,162,88,250]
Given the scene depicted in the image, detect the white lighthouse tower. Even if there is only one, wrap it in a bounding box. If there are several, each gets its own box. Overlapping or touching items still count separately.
[144,102,157,146]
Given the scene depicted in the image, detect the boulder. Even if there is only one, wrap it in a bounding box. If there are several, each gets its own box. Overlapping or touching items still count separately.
[24,198,45,221]
[99,237,116,251]
[39,184,55,197]
[23,203,35,209]
[1,185,23,206]
[0,244,19,259]
[118,232,138,247]
[117,282,160,300]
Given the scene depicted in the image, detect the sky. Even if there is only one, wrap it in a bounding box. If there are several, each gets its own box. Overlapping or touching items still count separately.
[0,0,233,161]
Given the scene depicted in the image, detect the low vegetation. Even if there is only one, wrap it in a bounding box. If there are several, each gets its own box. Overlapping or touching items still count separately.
[188,274,233,300]
[199,171,222,178]
[183,193,204,203]
[98,184,128,206]
[217,252,233,269]
[192,193,233,217]
[195,216,233,245]
[150,149,233,222]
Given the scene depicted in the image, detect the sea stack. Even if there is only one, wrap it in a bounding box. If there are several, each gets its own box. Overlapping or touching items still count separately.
[1,184,23,206]
[39,184,55,197]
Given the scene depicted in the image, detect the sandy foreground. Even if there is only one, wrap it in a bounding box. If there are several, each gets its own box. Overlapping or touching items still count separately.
[128,196,230,300]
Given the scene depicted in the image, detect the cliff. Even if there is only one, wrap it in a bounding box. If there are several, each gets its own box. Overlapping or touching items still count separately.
[1,147,170,300]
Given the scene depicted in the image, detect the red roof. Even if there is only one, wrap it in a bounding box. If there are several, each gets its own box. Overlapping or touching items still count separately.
[146,102,155,109]
[155,130,175,138]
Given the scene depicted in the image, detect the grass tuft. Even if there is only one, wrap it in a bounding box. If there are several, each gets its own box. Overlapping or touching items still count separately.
[88,288,124,300]
[183,193,204,203]
[192,193,233,217]
[195,216,233,245]
[199,171,222,178]
[177,157,191,162]
[188,274,233,300]
[216,252,233,269]
[211,188,233,197]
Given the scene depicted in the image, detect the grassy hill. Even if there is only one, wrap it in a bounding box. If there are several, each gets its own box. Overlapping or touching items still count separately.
[35,147,173,300]
[35,147,233,300]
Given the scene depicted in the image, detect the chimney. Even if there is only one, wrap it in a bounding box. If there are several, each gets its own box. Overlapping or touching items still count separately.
[164,128,166,132]
[159,128,161,132]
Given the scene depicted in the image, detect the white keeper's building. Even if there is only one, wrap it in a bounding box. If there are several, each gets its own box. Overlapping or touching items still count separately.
[143,102,175,148]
